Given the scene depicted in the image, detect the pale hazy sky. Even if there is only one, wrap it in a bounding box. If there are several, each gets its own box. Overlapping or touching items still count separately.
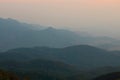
[0,0,120,38]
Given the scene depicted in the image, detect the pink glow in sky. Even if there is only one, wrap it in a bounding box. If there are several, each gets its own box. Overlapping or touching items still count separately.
[0,0,120,37]
[0,0,120,4]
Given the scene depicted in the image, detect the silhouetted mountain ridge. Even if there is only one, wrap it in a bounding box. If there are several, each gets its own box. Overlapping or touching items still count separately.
[0,45,120,70]
[1,18,120,51]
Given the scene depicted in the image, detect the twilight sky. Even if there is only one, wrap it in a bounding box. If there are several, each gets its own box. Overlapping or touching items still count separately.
[0,0,120,38]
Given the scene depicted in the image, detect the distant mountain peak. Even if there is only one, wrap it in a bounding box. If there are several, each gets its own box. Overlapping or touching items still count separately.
[45,27,57,31]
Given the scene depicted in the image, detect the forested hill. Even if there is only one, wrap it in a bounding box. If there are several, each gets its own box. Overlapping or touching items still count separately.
[1,45,120,70]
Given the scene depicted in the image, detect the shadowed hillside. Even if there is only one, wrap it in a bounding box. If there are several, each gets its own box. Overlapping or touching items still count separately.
[0,45,120,70]
[93,72,120,80]
[0,59,82,80]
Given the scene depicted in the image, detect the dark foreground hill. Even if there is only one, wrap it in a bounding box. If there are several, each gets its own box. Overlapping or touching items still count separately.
[0,59,78,75]
[1,45,120,80]
[1,45,120,70]
[93,72,120,80]
[0,59,82,80]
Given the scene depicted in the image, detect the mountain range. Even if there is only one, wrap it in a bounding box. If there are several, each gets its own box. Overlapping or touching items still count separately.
[0,18,120,51]
[1,18,120,80]
[0,45,120,80]
[1,45,120,70]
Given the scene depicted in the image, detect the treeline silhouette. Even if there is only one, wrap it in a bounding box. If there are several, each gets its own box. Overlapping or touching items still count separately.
[0,69,73,80]
[0,70,29,80]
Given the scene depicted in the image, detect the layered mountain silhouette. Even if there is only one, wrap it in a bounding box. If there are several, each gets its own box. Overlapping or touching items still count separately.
[0,18,82,51]
[1,45,120,70]
[1,18,120,51]
[1,18,120,80]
